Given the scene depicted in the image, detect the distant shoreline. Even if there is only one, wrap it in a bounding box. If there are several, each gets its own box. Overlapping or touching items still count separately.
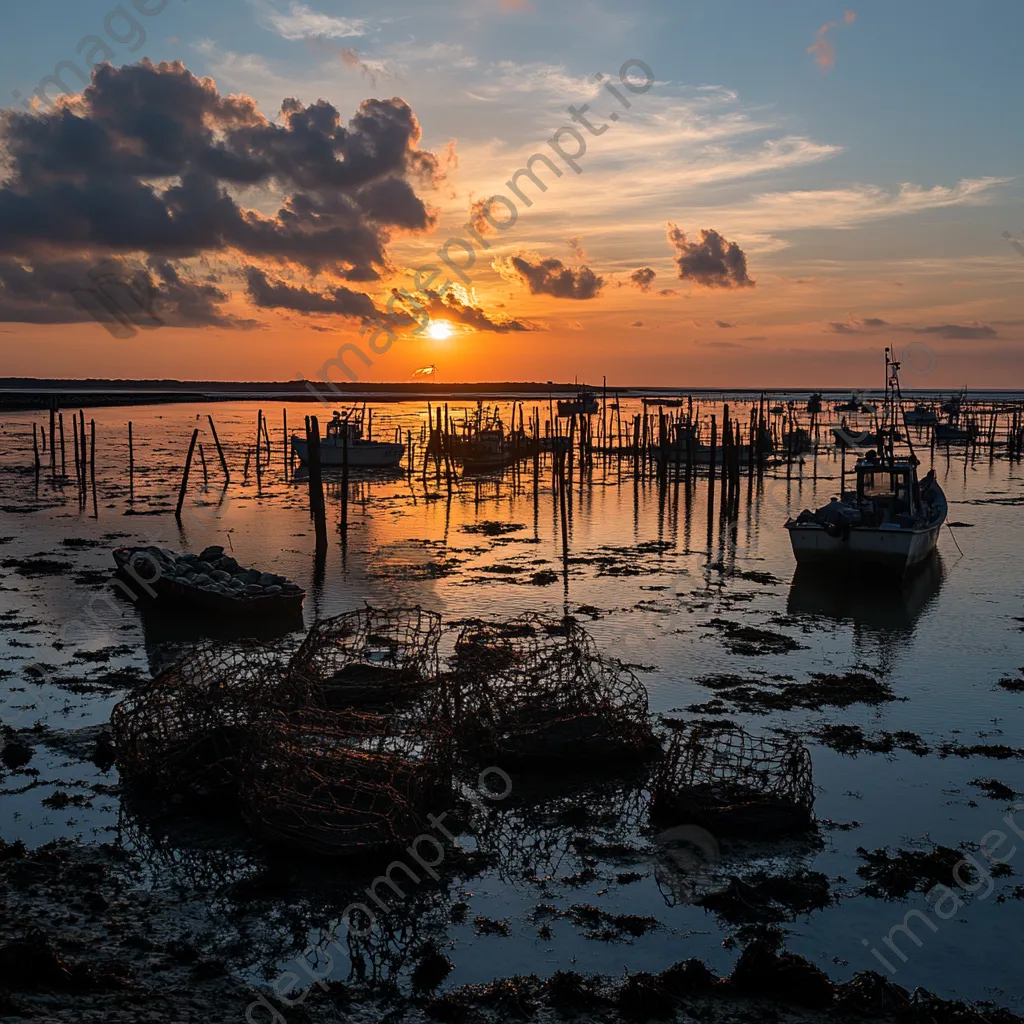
[0,378,1020,412]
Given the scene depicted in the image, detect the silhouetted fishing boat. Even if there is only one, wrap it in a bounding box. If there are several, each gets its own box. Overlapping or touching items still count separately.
[787,350,946,577]
[903,405,938,427]
[934,420,976,443]
[557,386,599,417]
[291,409,404,468]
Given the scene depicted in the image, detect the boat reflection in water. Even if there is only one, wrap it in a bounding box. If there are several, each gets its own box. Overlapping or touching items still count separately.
[786,555,943,668]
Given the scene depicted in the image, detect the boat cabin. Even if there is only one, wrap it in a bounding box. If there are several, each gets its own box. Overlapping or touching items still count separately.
[849,451,920,522]
[326,411,362,445]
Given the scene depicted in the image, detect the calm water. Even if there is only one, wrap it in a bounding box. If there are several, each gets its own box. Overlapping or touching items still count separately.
[0,398,1022,1008]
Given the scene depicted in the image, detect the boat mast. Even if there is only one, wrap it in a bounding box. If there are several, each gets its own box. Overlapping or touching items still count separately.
[884,347,916,463]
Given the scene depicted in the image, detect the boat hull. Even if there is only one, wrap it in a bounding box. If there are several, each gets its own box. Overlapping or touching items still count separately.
[785,522,940,576]
[291,436,404,468]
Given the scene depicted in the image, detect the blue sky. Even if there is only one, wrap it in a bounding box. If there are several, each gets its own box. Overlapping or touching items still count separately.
[1,0,1021,384]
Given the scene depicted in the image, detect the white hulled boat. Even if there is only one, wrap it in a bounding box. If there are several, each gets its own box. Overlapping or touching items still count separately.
[291,410,404,468]
[786,350,946,578]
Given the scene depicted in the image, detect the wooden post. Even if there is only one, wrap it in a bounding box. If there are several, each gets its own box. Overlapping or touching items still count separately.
[58,412,66,479]
[207,415,230,482]
[307,416,328,553]
[255,409,263,485]
[198,442,209,487]
[79,409,88,494]
[32,423,40,473]
[175,428,200,520]
[49,404,56,470]
[128,421,134,505]
[341,416,350,536]
[558,450,570,575]
[282,408,288,474]
[89,420,98,518]
[72,415,81,492]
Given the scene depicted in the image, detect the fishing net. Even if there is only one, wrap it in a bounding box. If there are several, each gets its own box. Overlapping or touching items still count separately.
[651,723,814,838]
[243,703,453,859]
[443,613,657,768]
[290,606,442,707]
[110,640,304,807]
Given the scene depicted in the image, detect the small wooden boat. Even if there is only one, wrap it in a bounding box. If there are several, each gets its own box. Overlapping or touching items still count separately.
[557,387,599,417]
[934,421,976,443]
[903,405,938,427]
[292,410,404,468]
[113,545,305,617]
[834,393,876,414]
[786,351,946,578]
[458,425,520,473]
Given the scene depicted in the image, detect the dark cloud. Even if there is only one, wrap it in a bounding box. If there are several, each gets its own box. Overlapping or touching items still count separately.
[0,59,444,289]
[493,253,604,300]
[0,255,254,328]
[244,266,378,318]
[413,289,540,333]
[714,319,737,329]
[666,224,753,289]
[629,267,656,292]
[630,321,644,328]
[468,197,493,237]
[911,323,997,340]
[826,317,996,341]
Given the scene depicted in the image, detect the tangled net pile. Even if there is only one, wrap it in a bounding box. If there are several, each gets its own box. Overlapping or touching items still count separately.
[651,722,814,838]
[111,607,815,858]
[111,608,447,858]
[442,613,657,767]
[245,704,451,857]
[110,640,304,807]
[290,607,442,707]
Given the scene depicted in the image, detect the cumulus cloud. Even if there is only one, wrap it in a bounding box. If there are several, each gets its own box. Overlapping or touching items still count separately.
[629,267,656,292]
[468,197,493,236]
[244,266,378,317]
[0,60,443,281]
[809,10,856,71]
[666,224,754,289]
[0,255,255,329]
[493,253,604,299]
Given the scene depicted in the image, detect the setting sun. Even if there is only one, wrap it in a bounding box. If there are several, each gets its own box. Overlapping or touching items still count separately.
[426,319,453,340]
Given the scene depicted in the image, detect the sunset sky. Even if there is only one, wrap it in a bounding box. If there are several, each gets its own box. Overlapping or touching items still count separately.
[1,0,1021,387]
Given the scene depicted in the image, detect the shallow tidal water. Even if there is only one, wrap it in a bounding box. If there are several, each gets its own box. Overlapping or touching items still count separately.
[0,397,1022,1011]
